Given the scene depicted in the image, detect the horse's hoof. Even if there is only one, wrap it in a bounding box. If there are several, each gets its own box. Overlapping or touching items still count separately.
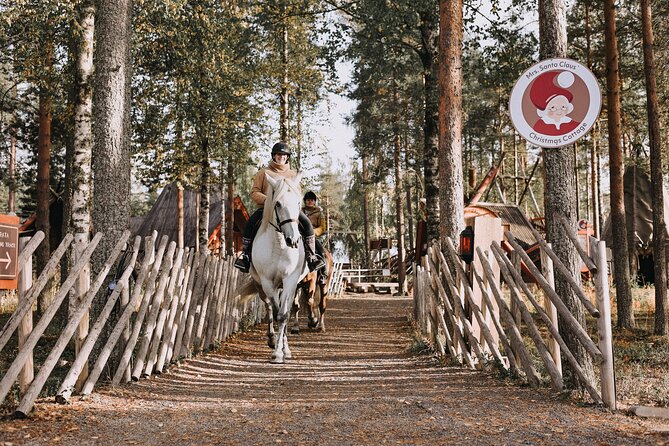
[284,351,292,360]
[317,326,325,333]
[270,356,284,364]
[290,327,300,335]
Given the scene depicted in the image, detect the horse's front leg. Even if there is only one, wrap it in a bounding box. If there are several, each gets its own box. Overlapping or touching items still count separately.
[317,285,328,333]
[271,281,299,364]
[259,281,276,350]
[290,287,301,335]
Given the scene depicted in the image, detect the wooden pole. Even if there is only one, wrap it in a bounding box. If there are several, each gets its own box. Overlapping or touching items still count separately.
[13,232,129,416]
[111,236,170,385]
[0,233,100,406]
[144,246,185,376]
[590,237,616,409]
[477,248,541,386]
[132,241,177,379]
[0,234,73,352]
[443,240,506,366]
[520,228,600,316]
[156,249,193,372]
[503,237,602,361]
[492,243,604,403]
[171,252,202,361]
[489,244,564,390]
[14,233,133,417]
[427,253,474,367]
[59,236,149,402]
[78,236,156,397]
[541,243,562,376]
[17,238,34,394]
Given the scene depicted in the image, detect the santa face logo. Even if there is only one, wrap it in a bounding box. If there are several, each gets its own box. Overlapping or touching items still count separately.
[509,58,601,148]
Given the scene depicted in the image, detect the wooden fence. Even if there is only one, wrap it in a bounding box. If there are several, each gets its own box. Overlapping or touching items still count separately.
[0,230,263,417]
[414,222,615,409]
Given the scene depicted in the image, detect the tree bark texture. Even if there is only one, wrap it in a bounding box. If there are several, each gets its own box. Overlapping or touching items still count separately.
[539,0,596,388]
[199,138,211,254]
[393,112,407,295]
[641,0,668,336]
[92,0,133,318]
[36,76,52,314]
[279,0,289,142]
[8,84,17,213]
[603,0,634,328]
[438,0,465,247]
[421,5,441,244]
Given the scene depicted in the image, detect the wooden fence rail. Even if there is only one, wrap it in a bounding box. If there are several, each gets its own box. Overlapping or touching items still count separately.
[0,230,264,417]
[413,231,616,409]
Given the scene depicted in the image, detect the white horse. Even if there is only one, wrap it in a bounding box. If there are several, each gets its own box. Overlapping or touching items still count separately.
[250,173,309,363]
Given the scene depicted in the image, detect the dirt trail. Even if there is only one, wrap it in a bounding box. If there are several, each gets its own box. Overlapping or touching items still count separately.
[1,295,666,445]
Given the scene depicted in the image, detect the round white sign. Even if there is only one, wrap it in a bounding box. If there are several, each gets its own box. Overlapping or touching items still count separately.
[509,58,602,149]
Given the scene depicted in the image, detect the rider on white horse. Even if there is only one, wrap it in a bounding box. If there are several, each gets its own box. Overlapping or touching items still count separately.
[302,191,329,285]
[234,142,326,274]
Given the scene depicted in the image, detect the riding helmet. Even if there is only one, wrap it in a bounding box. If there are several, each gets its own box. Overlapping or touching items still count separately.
[271,142,291,156]
[303,191,318,202]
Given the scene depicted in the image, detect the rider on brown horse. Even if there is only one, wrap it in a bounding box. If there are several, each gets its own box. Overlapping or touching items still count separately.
[234,142,326,274]
[302,191,329,285]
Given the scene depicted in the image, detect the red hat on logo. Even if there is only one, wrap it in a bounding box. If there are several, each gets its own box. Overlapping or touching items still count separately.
[530,71,575,110]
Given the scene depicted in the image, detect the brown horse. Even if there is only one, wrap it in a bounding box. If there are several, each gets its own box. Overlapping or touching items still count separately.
[291,249,334,334]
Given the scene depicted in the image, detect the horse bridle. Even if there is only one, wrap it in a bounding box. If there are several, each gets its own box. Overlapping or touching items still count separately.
[270,205,298,233]
[268,180,300,234]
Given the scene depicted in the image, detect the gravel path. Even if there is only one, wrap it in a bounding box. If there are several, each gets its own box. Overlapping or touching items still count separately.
[1,294,667,445]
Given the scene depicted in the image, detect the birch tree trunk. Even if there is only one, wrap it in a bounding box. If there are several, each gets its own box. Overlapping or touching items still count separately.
[67,0,95,385]
[603,0,634,328]
[438,0,464,247]
[420,5,441,244]
[92,0,132,322]
[641,0,668,336]
[539,0,596,388]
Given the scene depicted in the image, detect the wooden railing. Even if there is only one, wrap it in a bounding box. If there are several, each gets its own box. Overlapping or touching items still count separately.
[0,230,263,417]
[414,225,615,409]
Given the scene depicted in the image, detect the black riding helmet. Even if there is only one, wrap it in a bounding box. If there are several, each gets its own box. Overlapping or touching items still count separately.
[271,141,291,157]
[303,191,318,202]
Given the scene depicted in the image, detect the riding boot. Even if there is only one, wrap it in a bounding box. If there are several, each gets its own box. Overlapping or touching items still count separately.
[234,237,252,273]
[318,268,328,286]
[305,235,325,272]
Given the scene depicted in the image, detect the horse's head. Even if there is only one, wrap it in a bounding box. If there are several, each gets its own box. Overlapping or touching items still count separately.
[266,173,303,249]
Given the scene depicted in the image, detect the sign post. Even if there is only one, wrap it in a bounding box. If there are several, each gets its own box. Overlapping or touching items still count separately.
[0,214,19,290]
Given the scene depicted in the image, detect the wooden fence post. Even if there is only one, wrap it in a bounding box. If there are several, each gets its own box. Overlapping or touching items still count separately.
[17,237,34,394]
[541,243,562,377]
[591,237,616,409]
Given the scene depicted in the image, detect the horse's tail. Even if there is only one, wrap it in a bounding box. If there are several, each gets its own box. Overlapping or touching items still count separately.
[235,275,259,304]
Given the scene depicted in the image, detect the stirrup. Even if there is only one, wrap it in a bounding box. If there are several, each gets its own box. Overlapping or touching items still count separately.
[307,254,326,272]
[234,252,251,273]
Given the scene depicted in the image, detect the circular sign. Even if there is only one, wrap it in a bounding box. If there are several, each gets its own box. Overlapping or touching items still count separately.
[509,58,602,149]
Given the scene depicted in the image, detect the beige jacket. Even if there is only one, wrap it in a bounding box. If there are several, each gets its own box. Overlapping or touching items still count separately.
[250,160,298,208]
[303,205,326,237]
